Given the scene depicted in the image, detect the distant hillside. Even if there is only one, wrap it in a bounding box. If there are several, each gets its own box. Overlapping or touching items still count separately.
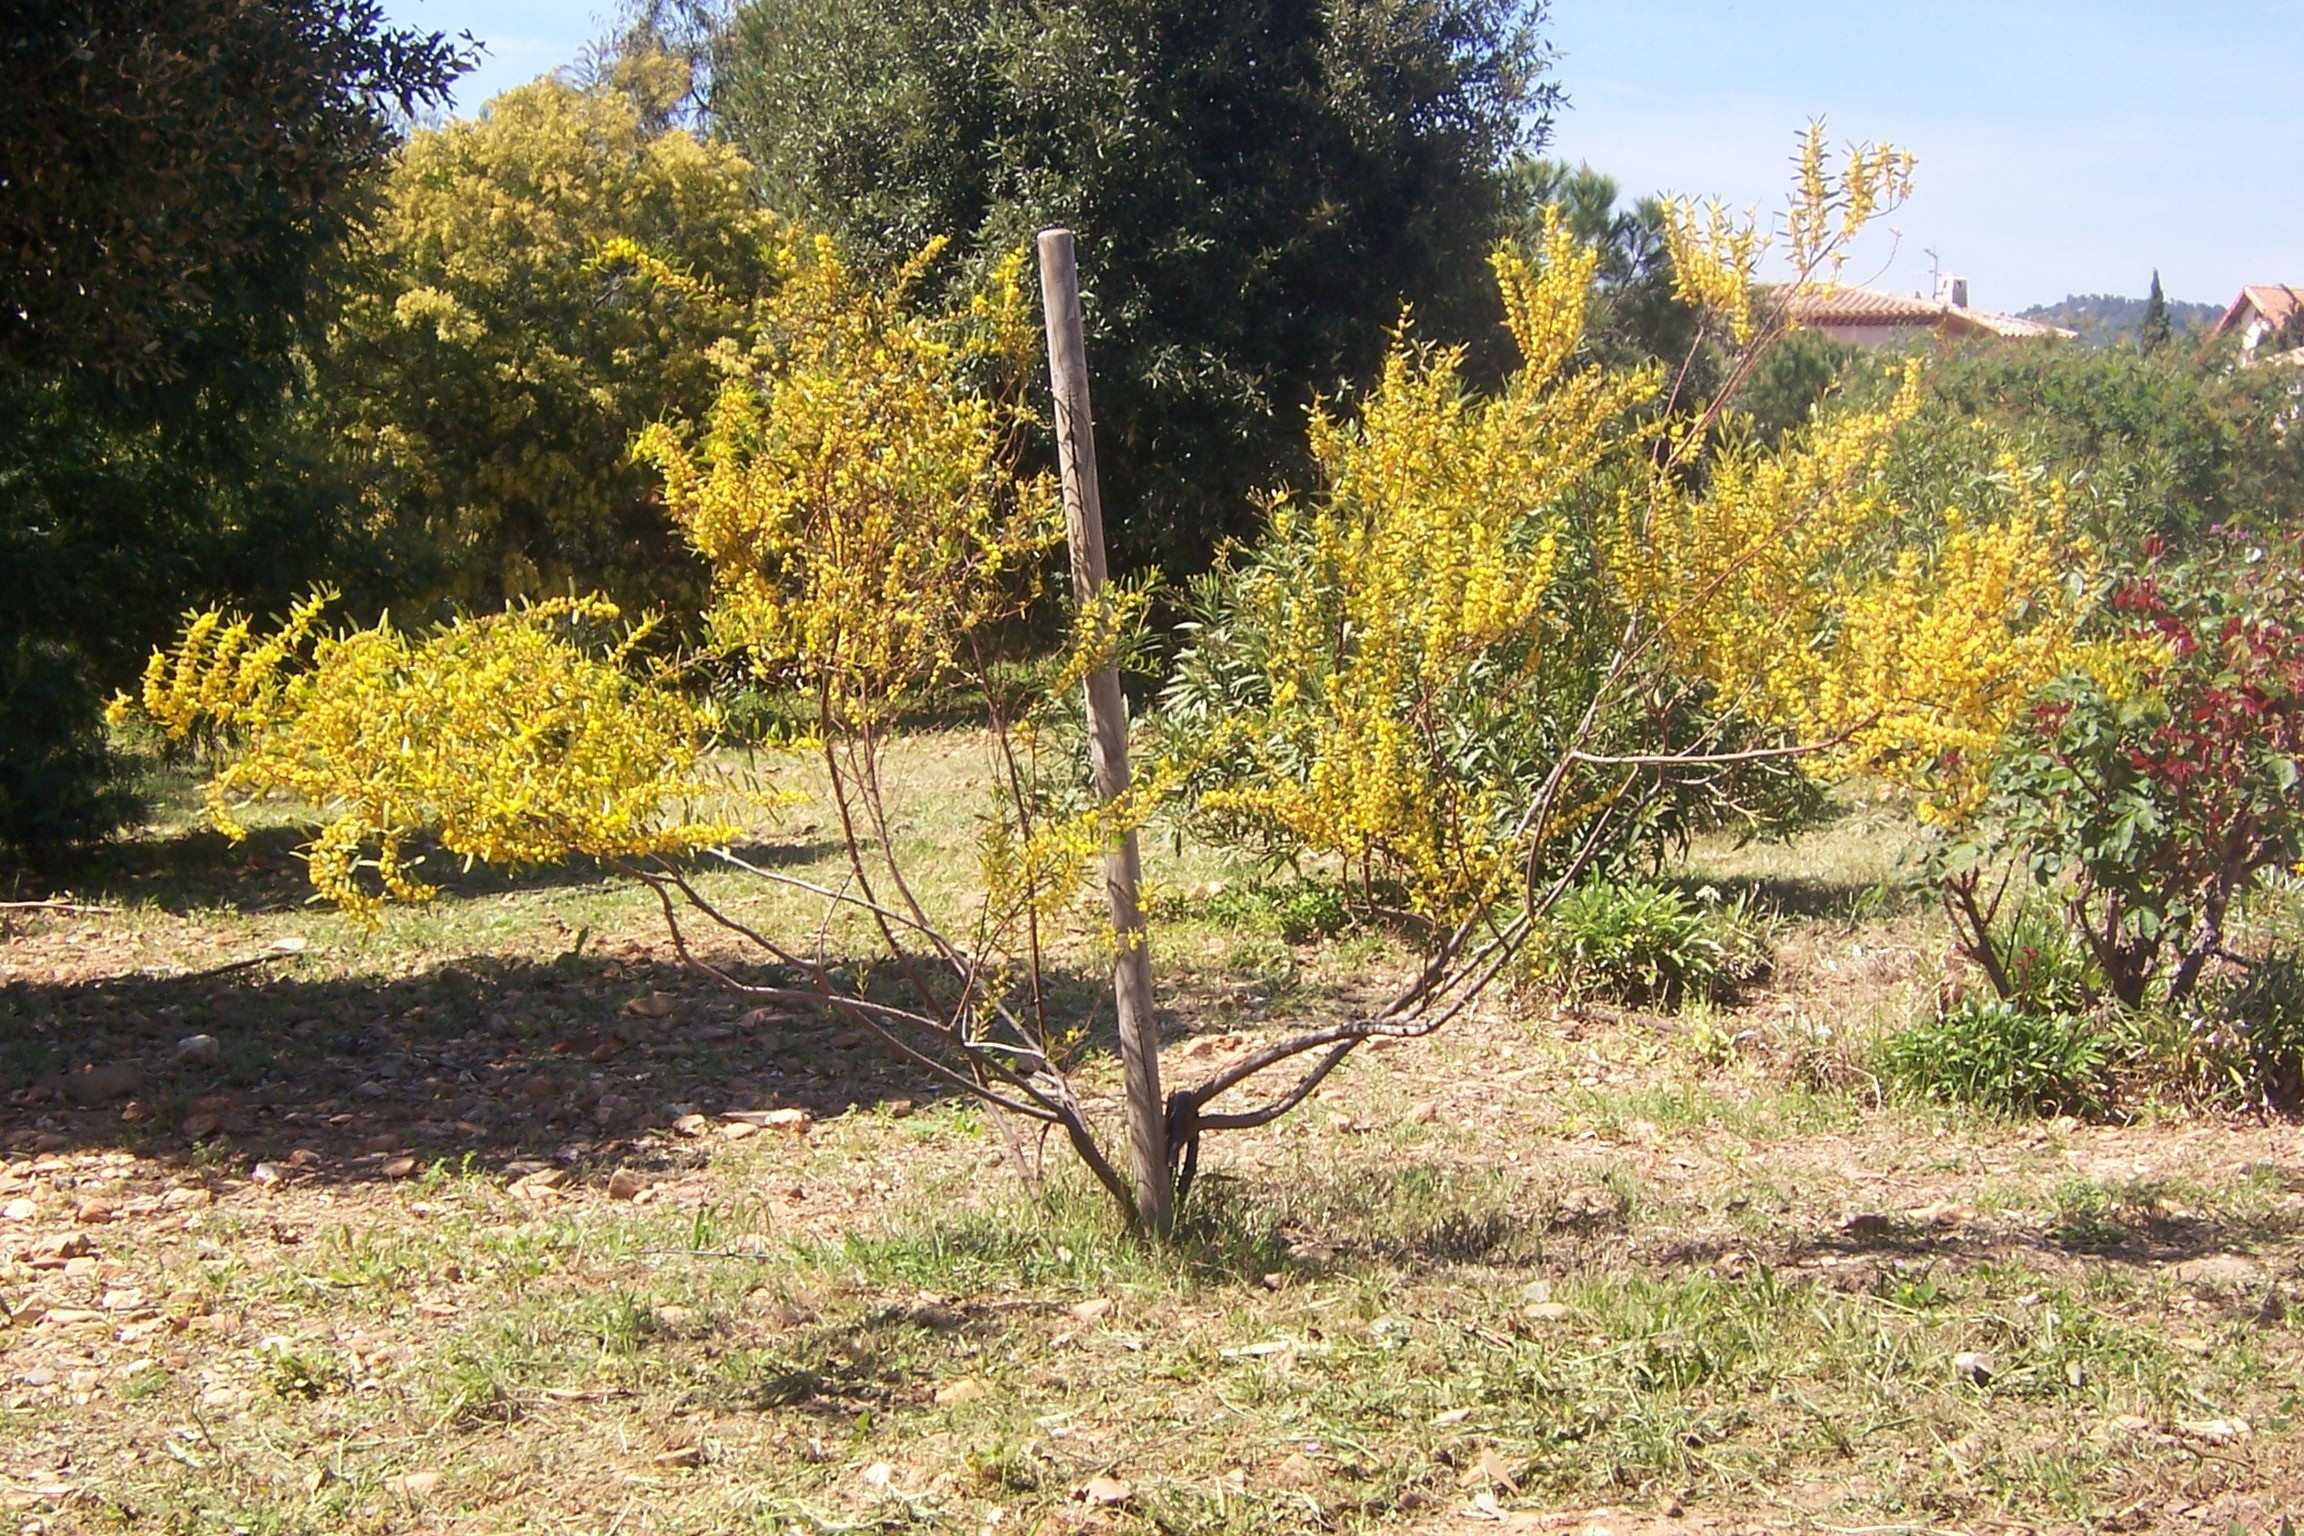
[2021,292,2225,346]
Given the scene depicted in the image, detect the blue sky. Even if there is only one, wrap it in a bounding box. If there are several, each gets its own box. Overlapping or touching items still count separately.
[383,0,2303,311]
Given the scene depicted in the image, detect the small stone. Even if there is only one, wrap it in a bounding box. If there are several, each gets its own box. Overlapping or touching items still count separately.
[886,1098,915,1118]
[671,1113,710,1137]
[385,1470,444,1498]
[607,1168,650,1201]
[1526,1301,1572,1323]
[1431,1407,1472,1425]
[1069,1297,1114,1322]
[1076,1476,1132,1508]
[719,1121,759,1141]
[1271,1452,1317,1487]
[175,1034,221,1065]
[182,1114,221,1141]
[763,1107,812,1133]
[68,1063,144,1105]
[1409,1100,1439,1124]
[935,1377,987,1405]
[625,992,678,1018]
[1952,1350,1997,1385]
[72,1199,116,1225]
[1521,1279,1553,1304]
[2175,1417,2249,1444]
[160,1186,213,1210]
[2,1198,35,1221]
[514,1167,568,1192]
[249,1162,284,1187]
[32,1231,97,1261]
[654,1304,697,1328]
[381,1157,417,1178]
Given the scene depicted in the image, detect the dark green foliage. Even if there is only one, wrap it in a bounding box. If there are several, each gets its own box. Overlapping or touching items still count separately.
[1876,998,2107,1118]
[0,0,464,862]
[1862,340,2304,552]
[0,0,469,396]
[713,0,1556,582]
[2138,271,2173,354]
[0,638,136,864]
[2018,291,2221,348]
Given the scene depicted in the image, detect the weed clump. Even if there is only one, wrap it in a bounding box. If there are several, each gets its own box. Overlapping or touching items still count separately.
[1526,881,1772,1010]
[1876,996,2107,1117]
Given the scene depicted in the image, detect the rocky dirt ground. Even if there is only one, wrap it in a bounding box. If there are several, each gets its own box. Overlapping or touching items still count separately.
[3,791,2301,1536]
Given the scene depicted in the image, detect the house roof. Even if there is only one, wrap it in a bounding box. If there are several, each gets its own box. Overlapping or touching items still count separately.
[2214,284,2303,337]
[1781,284,2070,339]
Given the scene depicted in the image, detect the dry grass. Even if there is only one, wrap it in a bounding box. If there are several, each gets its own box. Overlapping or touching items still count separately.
[3,743,2301,1535]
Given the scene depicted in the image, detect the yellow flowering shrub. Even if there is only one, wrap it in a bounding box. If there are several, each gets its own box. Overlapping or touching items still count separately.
[1174,127,2093,924]
[117,596,726,916]
[631,233,1061,733]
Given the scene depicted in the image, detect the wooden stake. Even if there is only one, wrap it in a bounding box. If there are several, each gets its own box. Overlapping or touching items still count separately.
[1036,227,1171,1237]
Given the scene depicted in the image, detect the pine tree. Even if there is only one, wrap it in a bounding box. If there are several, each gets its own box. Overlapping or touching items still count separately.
[2140,270,2173,353]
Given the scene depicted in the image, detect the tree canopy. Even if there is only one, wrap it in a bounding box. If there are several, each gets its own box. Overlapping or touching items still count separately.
[712,0,1557,581]
[0,0,466,860]
[326,69,778,615]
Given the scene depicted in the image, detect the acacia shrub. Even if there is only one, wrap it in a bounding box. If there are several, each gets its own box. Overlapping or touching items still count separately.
[327,69,778,616]
[124,133,2119,1230]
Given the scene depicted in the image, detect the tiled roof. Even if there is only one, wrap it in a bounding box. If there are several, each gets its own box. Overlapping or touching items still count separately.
[1780,285,2070,339]
[2216,284,2303,336]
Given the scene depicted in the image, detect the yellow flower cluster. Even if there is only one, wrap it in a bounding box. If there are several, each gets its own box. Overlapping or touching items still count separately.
[1624,393,2096,824]
[1663,122,1915,345]
[1198,211,1658,915]
[633,233,1061,732]
[117,597,726,916]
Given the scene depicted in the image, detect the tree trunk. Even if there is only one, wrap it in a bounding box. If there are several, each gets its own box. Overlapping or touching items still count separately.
[1037,227,1171,1238]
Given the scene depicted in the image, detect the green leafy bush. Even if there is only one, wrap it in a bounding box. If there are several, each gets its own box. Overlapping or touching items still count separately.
[2228,954,2304,1107]
[1195,878,1355,945]
[0,638,135,864]
[1875,998,2106,1117]
[1526,881,1771,1010]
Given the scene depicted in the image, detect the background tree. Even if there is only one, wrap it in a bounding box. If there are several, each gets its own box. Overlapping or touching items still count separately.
[2140,269,2173,354]
[711,0,1556,583]
[325,69,778,617]
[0,0,466,862]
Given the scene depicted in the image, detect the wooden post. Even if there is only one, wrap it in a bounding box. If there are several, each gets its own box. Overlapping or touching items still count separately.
[1036,227,1171,1237]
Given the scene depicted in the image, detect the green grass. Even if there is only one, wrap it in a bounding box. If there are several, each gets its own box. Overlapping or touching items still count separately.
[5,750,2302,1534]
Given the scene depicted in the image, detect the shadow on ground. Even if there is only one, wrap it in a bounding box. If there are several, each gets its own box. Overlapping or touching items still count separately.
[1,948,955,1181]
[21,820,849,918]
